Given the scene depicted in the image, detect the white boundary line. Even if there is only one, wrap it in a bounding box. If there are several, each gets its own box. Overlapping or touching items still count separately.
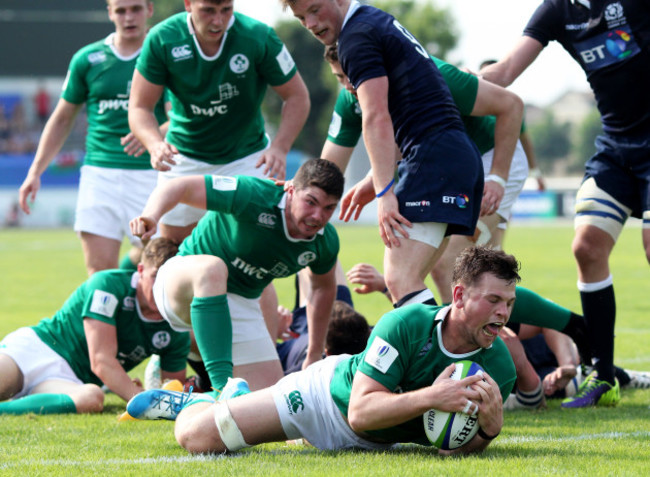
[2,432,649,469]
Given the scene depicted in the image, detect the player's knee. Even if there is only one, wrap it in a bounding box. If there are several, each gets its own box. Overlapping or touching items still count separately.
[73,384,105,413]
[192,256,228,294]
[571,234,605,267]
[175,417,226,454]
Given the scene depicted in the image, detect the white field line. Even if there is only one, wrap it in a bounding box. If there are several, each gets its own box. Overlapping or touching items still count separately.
[1,432,649,469]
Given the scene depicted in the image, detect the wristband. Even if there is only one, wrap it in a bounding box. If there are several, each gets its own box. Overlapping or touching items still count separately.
[485,174,507,188]
[375,178,395,198]
[529,167,542,179]
[477,427,499,441]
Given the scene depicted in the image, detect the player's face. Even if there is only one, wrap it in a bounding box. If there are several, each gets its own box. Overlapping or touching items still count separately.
[290,0,347,46]
[186,0,234,50]
[453,273,516,351]
[108,0,152,42]
[286,185,339,239]
[136,262,159,312]
[329,61,356,97]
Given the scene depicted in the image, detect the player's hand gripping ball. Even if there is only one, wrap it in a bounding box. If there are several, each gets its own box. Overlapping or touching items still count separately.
[423,360,485,450]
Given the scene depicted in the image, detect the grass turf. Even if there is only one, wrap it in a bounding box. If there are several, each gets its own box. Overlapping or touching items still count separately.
[0,224,648,474]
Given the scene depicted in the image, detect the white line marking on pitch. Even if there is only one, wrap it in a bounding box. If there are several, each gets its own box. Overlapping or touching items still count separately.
[1,432,649,469]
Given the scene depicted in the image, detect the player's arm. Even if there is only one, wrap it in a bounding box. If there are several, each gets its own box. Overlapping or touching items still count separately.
[479,36,544,87]
[18,98,83,214]
[130,175,207,240]
[346,263,392,301]
[472,79,524,215]
[321,140,355,173]
[302,264,337,369]
[83,318,143,401]
[258,73,310,179]
[122,100,171,158]
[128,70,178,171]
[356,76,412,247]
[347,364,483,432]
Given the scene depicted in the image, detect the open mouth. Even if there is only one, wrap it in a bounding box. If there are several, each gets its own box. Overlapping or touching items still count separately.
[482,322,504,338]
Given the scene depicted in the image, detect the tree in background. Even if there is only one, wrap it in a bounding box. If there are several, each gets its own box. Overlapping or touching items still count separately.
[528,111,571,172]
[569,109,602,173]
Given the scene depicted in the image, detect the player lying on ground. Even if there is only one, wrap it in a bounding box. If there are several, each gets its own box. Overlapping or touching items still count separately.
[0,238,189,415]
[129,246,519,455]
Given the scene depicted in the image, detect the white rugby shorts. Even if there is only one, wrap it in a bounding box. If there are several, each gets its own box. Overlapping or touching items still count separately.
[158,147,268,227]
[271,355,394,451]
[153,256,278,365]
[0,327,83,398]
[482,139,528,222]
[74,165,158,246]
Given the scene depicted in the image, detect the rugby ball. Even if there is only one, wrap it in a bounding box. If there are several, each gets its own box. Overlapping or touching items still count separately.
[423,360,484,450]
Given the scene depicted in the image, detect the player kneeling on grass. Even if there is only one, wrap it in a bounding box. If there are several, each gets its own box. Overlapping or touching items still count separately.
[0,238,190,415]
[128,158,342,397]
[147,246,518,455]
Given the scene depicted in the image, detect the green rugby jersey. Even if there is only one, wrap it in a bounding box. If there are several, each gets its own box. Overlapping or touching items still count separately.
[32,270,190,385]
[326,56,502,155]
[330,304,516,445]
[178,175,339,299]
[62,33,167,169]
[137,12,297,163]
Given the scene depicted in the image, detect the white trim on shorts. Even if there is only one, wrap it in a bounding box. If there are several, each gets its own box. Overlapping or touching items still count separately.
[152,256,278,365]
[574,177,632,240]
[75,165,158,246]
[482,140,528,221]
[158,147,269,227]
[271,355,394,451]
[0,327,83,398]
[395,222,448,249]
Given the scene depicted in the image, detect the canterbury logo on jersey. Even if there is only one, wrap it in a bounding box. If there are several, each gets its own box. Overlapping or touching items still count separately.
[171,45,193,60]
[88,51,107,64]
[98,99,129,114]
[257,213,276,227]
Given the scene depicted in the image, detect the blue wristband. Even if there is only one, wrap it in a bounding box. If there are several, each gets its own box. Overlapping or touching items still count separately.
[376,178,395,198]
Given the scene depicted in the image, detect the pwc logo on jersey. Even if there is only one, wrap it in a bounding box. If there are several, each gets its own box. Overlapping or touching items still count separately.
[190,83,240,117]
[229,54,249,74]
[171,44,193,61]
[88,51,107,64]
[152,331,171,350]
[364,336,399,374]
[231,257,269,280]
[257,213,277,227]
[98,98,129,114]
[442,194,469,209]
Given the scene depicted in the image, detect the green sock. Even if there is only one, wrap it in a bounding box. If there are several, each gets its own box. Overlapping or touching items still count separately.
[191,295,232,392]
[509,286,571,331]
[119,254,137,271]
[0,393,77,415]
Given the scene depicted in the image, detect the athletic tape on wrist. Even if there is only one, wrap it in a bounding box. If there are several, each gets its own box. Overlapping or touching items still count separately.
[214,402,250,452]
[485,174,507,188]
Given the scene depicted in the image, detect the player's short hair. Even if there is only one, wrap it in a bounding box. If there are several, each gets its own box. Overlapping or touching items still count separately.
[324,44,339,64]
[452,246,521,287]
[293,158,344,199]
[326,301,371,355]
[141,238,179,269]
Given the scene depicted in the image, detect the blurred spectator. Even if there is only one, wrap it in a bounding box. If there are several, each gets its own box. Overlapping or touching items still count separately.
[34,85,51,126]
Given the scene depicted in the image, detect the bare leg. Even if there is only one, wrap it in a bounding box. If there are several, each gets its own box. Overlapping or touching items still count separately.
[80,232,121,275]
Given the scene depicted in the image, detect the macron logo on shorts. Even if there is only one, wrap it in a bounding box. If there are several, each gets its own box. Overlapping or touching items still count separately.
[364,336,399,374]
[90,290,119,317]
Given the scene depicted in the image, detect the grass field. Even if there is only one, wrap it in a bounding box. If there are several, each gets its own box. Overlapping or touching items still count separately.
[0,224,649,475]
